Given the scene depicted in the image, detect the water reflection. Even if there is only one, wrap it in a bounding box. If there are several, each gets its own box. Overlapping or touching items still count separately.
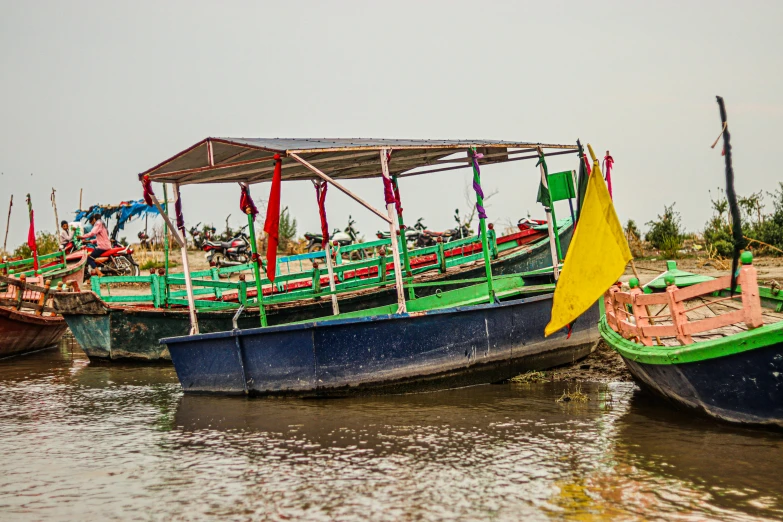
[0,344,780,520]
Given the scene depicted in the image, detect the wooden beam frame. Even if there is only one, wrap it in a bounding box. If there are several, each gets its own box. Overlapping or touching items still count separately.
[289,153,391,224]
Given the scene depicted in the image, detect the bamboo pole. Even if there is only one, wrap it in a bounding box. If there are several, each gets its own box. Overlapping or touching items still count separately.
[172,183,199,334]
[380,149,406,314]
[162,183,170,305]
[536,148,561,280]
[244,206,268,327]
[2,195,12,253]
[50,188,60,240]
[26,194,38,274]
[78,188,83,211]
[391,174,412,277]
[324,241,339,315]
[469,148,495,302]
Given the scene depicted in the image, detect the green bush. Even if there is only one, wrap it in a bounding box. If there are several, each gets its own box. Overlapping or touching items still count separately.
[278,207,297,253]
[12,232,60,259]
[645,203,684,254]
[705,184,783,256]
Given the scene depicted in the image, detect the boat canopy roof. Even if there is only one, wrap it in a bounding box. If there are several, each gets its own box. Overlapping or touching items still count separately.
[140,137,578,185]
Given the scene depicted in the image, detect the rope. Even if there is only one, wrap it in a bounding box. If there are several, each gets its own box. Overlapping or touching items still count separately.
[313,180,329,247]
[469,149,487,219]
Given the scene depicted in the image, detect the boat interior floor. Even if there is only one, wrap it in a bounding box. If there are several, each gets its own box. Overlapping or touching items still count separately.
[638,294,783,347]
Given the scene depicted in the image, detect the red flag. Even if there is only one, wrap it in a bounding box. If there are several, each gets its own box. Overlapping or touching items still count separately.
[263,154,282,282]
[28,209,38,271]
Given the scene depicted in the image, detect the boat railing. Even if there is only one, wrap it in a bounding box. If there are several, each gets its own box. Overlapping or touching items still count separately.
[0,274,63,316]
[1,250,68,277]
[85,223,548,310]
[605,253,764,346]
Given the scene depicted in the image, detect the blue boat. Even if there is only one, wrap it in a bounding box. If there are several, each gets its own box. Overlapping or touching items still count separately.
[142,137,599,396]
[164,289,600,396]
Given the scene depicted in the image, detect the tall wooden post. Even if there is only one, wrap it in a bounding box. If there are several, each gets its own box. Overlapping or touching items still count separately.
[469,148,495,302]
[26,194,38,274]
[162,183,170,306]
[172,183,199,334]
[245,206,268,327]
[391,174,414,299]
[2,195,11,253]
[50,188,60,240]
[537,147,562,280]
[323,241,340,315]
[380,149,406,314]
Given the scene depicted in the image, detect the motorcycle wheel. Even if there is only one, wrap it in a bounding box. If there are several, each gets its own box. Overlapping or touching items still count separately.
[307,243,323,253]
[115,255,140,277]
[211,252,225,267]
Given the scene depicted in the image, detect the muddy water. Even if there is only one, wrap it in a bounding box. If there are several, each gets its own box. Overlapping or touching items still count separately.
[1,340,782,521]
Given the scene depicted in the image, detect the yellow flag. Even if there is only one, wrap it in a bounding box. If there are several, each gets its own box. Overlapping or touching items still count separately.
[544,159,631,336]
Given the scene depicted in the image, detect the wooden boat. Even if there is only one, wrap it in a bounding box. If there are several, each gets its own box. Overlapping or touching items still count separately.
[53,220,572,361]
[164,278,600,396]
[130,136,601,395]
[1,249,88,289]
[0,275,68,358]
[600,252,783,428]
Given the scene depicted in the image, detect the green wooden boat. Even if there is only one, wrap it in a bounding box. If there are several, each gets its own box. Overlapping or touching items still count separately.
[601,252,783,428]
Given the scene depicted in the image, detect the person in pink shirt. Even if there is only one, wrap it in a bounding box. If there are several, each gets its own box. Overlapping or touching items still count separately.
[79,214,112,273]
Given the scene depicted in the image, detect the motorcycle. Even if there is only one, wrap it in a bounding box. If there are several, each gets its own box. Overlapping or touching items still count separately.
[414,210,472,248]
[66,239,140,278]
[376,217,427,246]
[304,217,360,253]
[202,225,252,268]
[188,222,215,249]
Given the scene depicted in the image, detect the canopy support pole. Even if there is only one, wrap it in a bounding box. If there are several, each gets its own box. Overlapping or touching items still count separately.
[172,183,199,334]
[289,153,392,224]
[145,191,185,248]
[380,150,406,314]
[391,174,413,280]
[162,183,170,306]
[324,241,339,315]
[313,181,340,316]
[469,148,495,302]
[244,206,268,327]
[537,147,561,281]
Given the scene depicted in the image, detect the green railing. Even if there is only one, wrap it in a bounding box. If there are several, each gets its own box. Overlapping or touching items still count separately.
[88,222,557,312]
[1,251,68,277]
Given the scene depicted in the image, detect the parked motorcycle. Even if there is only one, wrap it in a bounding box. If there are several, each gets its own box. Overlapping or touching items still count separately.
[376,217,428,246]
[202,225,252,268]
[414,210,472,248]
[304,217,360,253]
[188,222,216,249]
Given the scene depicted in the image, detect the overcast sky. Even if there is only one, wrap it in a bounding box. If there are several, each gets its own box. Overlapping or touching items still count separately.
[2,0,782,249]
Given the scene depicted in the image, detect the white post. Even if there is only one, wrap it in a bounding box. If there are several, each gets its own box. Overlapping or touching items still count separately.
[172,182,199,334]
[324,241,339,315]
[539,160,560,281]
[380,149,407,314]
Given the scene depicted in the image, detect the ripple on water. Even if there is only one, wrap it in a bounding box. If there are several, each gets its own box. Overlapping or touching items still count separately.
[0,343,781,521]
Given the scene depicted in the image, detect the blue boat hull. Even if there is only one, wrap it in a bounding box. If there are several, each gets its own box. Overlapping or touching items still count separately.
[621,342,783,429]
[164,294,600,396]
